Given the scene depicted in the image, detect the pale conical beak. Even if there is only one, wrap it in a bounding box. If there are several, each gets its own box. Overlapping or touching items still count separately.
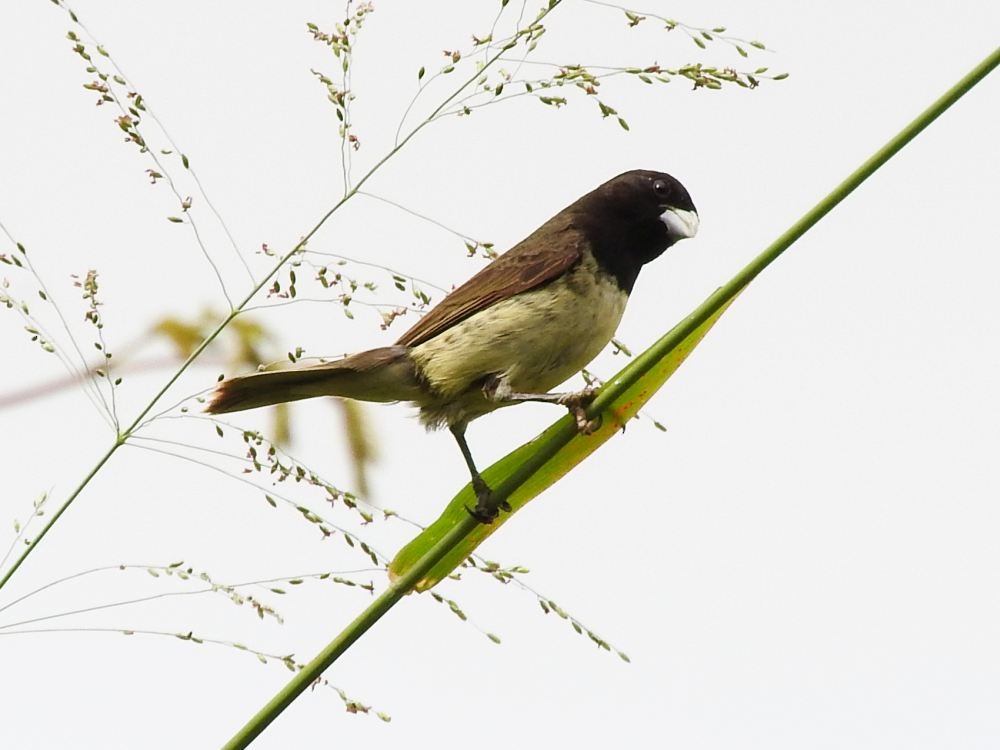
[660,207,699,240]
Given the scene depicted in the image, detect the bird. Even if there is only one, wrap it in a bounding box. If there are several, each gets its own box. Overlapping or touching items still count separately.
[207,169,698,521]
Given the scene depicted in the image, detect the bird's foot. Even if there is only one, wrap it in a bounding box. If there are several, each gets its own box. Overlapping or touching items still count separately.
[465,476,511,524]
[557,388,602,435]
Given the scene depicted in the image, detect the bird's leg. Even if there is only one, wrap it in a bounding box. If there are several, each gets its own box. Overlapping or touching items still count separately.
[483,375,603,435]
[449,422,510,523]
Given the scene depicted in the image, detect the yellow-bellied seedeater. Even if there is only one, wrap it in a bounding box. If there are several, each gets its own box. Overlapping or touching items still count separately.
[208,170,698,520]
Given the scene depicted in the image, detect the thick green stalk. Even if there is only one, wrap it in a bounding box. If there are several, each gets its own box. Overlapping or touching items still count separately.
[222,46,999,748]
[589,44,1000,418]
[477,42,999,508]
[220,515,478,750]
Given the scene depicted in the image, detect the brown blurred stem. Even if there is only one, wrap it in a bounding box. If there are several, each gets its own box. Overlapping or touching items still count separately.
[0,354,223,410]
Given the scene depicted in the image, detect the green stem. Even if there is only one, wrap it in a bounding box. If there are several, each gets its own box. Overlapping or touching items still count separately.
[0,5,556,593]
[221,515,478,750]
[589,44,1000,417]
[0,438,121,591]
[222,45,999,747]
[488,43,1000,508]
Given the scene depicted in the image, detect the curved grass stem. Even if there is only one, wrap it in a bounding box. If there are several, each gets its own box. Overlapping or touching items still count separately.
[220,44,1000,749]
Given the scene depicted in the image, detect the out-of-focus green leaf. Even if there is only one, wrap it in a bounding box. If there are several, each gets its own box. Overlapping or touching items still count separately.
[338,398,375,497]
[152,317,206,358]
[271,402,291,446]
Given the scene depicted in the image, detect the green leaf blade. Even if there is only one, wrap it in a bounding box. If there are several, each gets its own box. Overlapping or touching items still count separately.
[388,296,738,590]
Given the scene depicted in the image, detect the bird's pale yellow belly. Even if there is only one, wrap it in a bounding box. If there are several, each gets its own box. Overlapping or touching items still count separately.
[409,253,627,426]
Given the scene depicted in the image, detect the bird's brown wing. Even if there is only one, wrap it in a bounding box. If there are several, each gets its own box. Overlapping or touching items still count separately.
[396,221,583,347]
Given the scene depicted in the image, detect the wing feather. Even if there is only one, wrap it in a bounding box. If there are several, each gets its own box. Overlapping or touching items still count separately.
[396,222,583,347]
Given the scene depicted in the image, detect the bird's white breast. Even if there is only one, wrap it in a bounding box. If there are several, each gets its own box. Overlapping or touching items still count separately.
[410,251,628,402]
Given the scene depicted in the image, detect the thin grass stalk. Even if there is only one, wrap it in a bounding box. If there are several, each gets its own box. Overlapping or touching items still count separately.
[0,2,565,593]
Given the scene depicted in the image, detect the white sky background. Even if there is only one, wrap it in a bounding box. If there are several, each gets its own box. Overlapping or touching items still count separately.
[1,1,998,747]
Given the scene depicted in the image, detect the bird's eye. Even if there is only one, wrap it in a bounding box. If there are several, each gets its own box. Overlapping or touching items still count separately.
[653,179,670,197]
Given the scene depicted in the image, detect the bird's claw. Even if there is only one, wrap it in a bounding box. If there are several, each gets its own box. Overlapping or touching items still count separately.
[558,388,602,435]
[555,386,598,408]
[571,405,603,435]
[465,477,510,524]
[466,503,498,524]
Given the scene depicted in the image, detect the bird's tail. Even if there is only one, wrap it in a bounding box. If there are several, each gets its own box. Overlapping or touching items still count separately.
[206,345,423,414]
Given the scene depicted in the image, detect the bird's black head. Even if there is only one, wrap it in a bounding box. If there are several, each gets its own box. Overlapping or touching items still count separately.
[572,169,699,293]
